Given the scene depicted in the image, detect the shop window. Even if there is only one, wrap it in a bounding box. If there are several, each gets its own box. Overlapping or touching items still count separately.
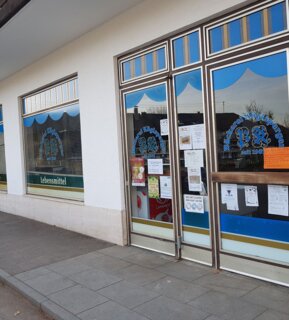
[172,30,200,69]
[0,105,7,191]
[22,78,83,201]
[208,1,287,54]
[120,45,168,83]
[213,51,289,172]
[213,51,289,263]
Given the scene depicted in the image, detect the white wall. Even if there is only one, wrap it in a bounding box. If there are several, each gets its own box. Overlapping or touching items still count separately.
[0,0,249,244]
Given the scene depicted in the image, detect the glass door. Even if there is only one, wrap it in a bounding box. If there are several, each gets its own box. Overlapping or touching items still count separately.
[123,82,176,254]
[173,68,212,265]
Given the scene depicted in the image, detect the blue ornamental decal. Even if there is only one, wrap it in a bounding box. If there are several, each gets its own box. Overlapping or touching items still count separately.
[39,127,64,161]
[132,126,166,159]
[224,112,284,155]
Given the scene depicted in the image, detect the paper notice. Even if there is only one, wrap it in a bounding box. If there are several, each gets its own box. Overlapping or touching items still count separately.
[179,126,193,150]
[245,186,259,207]
[148,159,163,175]
[191,124,206,150]
[160,176,172,199]
[148,176,159,199]
[188,167,202,192]
[184,150,204,169]
[221,183,239,211]
[160,119,169,136]
[184,194,204,214]
[264,147,289,169]
[268,185,288,216]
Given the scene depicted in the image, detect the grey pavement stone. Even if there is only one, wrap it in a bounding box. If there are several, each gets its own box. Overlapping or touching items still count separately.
[254,310,289,320]
[23,271,76,295]
[242,285,289,315]
[112,265,166,286]
[144,276,209,303]
[41,300,80,320]
[0,268,10,281]
[156,260,209,282]
[78,301,149,320]
[48,285,108,315]
[134,295,208,320]
[122,251,175,269]
[97,245,144,259]
[46,259,92,276]
[98,280,159,309]
[192,271,259,297]
[83,254,131,272]
[189,291,266,320]
[15,267,51,282]
[4,277,47,307]
[0,211,113,275]
[68,269,122,291]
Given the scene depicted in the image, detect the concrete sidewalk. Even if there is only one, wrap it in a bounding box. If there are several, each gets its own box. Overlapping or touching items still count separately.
[0,212,289,320]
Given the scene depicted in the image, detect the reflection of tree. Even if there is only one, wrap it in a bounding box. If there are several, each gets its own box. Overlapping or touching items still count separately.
[245,100,274,119]
[283,114,289,128]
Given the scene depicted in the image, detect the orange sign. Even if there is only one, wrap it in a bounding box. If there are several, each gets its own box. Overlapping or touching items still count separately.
[264,147,289,169]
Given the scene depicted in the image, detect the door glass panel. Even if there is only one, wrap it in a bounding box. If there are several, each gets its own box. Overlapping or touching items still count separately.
[124,83,173,240]
[213,51,289,264]
[175,69,210,247]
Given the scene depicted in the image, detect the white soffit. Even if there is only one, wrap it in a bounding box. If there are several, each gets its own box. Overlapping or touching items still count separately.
[0,0,145,81]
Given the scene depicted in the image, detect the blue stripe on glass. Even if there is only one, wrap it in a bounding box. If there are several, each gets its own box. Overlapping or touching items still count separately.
[270,2,286,34]
[123,61,131,81]
[145,53,154,74]
[134,57,142,77]
[221,213,289,243]
[210,26,223,53]
[0,124,3,133]
[228,19,242,47]
[173,37,185,68]
[189,31,200,63]
[248,11,262,41]
[157,47,166,70]
[182,209,209,229]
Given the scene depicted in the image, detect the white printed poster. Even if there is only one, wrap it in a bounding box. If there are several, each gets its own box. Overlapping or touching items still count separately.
[221,183,239,211]
[160,119,169,136]
[245,186,259,207]
[184,194,204,214]
[191,124,206,149]
[179,126,193,150]
[268,185,288,216]
[184,150,204,169]
[160,176,172,199]
[147,159,163,175]
[187,167,202,192]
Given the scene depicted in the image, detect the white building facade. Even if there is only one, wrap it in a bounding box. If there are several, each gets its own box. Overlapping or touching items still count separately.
[1,0,289,286]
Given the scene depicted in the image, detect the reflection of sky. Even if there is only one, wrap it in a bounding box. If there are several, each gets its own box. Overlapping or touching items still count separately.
[126,84,203,115]
[126,93,167,114]
[214,69,289,126]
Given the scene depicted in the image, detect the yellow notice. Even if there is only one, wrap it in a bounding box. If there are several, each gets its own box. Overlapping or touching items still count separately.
[264,147,289,169]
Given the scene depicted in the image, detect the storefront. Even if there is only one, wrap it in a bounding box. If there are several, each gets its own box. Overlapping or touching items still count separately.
[119,0,289,285]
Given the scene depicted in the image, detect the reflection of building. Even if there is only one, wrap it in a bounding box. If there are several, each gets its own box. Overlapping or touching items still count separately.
[0,0,289,286]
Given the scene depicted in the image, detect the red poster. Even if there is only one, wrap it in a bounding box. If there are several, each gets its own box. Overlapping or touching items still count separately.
[149,198,173,222]
[130,157,145,186]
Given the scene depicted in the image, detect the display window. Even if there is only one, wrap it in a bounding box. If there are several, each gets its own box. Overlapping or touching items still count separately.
[0,105,7,191]
[22,78,83,201]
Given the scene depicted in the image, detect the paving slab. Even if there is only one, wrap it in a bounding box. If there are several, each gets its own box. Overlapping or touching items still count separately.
[48,285,108,315]
[134,295,209,320]
[0,212,113,275]
[98,280,160,309]
[78,301,150,320]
